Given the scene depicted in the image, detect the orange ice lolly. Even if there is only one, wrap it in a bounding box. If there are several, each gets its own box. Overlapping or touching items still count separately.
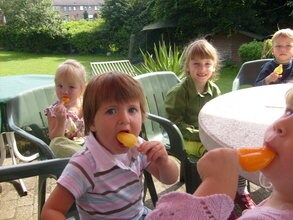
[238,146,276,172]
[62,97,70,104]
[117,132,138,148]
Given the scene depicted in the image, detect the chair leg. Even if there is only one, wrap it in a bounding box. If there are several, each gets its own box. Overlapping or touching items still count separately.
[5,132,28,195]
[143,171,158,207]
[38,175,47,220]
[179,161,185,182]
[0,134,6,166]
[184,161,201,194]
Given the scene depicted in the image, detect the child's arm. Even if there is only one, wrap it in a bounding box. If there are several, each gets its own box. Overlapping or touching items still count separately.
[264,71,282,85]
[47,104,67,139]
[139,141,179,185]
[194,148,239,200]
[41,184,75,220]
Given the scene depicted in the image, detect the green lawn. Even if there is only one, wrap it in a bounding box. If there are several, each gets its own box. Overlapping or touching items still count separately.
[0,50,239,94]
[0,51,124,76]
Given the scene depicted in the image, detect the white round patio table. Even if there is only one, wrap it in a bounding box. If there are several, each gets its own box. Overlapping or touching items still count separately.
[199,83,293,185]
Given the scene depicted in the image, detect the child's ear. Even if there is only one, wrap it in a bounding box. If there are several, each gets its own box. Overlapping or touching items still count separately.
[90,124,96,132]
[211,66,216,73]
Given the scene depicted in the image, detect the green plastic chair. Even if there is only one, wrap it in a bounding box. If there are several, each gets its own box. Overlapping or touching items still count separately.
[135,71,201,193]
[6,85,56,156]
[90,60,137,77]
[232,59,273,91]
[0,158,78,220]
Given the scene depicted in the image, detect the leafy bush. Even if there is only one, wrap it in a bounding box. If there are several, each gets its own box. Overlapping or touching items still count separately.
[238,40,264,63]
[0,19,108,54]
[0,26,68,53]
[62,19,107,54]
[137,40,185,78]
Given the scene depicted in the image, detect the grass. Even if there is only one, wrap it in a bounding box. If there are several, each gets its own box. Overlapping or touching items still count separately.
[0,51,124,76]
[217,65,239,93]
[0,50,239,94]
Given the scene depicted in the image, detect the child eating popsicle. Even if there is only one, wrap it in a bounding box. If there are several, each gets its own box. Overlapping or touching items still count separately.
[44,59,87,157]
[145,87,293,219]
[41,71,179,220]
[255,28,293,86]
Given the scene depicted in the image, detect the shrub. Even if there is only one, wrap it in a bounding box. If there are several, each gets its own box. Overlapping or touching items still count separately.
[238,40,263,63]
[137,40,185,78]
[62,19,107,54]
[0,25,68,53]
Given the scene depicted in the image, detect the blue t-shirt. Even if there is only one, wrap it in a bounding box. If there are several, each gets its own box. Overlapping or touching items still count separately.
[255,59,293,86]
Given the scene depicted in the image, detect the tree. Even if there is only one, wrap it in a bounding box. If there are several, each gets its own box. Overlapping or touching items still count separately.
[150,0,293,41]
[0,0,62,35]
[100,0,153,54]
[83,10,89,20]
[0,0,66,52]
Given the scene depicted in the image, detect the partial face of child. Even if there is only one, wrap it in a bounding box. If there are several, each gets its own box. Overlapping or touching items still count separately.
[187,58,216,84]
[55,76,83,106]
[272,36,293,64]
[262,98,293,188]
[89,100,142,154]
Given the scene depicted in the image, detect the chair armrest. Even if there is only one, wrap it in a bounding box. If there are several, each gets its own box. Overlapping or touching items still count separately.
[0,158,69,182]
[0,158,73,220]
[232,78,240,91]
[6,102,55,160]
[146,113,186,160]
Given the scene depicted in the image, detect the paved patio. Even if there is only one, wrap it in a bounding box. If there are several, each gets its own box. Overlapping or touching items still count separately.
[0,157,271,220]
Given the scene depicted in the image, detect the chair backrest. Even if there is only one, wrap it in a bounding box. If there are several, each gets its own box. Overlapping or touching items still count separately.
[134,71,182,155]
[90,60,136,77]
[134,72,201,194]
[6,85,56,159]
[232,58,273,91]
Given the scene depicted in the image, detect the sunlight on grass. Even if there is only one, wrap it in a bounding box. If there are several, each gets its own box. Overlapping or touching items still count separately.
[218,65,239,93]
[0,51,124,76]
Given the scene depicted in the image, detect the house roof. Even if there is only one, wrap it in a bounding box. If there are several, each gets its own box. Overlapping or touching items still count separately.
[205,30,265,40]
[238,31,264,40]
[52,0,104,6]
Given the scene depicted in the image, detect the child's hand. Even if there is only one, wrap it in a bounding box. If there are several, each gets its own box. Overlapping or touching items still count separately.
[265,71,282,84]
[197,148,239,183]
[138,141,168,165]
[54,104,67,122]
[195,148,239,198]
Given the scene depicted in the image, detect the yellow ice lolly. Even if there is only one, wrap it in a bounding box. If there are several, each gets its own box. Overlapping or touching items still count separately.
[274,64,283,74]
[62,97,70,104]
[238,146,276,172]
[117,132,138,148]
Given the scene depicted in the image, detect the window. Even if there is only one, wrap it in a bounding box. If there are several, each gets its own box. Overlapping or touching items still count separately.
[80,6,84,10]
[64,6,67,11]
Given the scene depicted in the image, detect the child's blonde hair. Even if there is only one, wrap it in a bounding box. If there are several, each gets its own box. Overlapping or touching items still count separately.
[55,59,87,95]
[183,39,220,81]
[83,71,147,134]
[272,28,293,45]
[285,87,293,107]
